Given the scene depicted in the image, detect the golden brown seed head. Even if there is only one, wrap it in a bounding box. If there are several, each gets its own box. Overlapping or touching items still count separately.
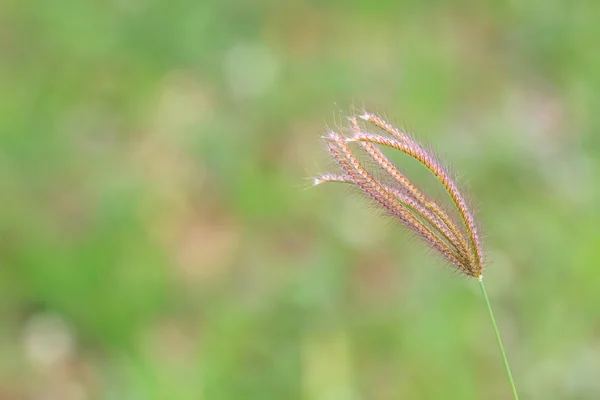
[315,112,484,278]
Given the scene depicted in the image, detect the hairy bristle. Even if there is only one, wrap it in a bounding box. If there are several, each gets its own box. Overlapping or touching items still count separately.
[314,112,484,277]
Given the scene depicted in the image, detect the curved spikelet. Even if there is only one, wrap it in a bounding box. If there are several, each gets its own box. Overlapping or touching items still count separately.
[314,112,484,278]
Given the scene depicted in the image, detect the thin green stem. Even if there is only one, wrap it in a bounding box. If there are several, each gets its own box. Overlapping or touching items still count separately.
[478,276,519,400]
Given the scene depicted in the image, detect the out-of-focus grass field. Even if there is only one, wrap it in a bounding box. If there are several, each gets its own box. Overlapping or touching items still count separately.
[2,1,600,399]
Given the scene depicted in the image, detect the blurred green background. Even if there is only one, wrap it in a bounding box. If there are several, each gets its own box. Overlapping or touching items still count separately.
[2,1,600,399]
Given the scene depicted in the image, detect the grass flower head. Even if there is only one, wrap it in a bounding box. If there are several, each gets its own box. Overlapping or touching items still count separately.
[315,112,484,278]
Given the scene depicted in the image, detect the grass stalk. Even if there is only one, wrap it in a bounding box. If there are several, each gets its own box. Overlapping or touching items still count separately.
[478,276,519,400]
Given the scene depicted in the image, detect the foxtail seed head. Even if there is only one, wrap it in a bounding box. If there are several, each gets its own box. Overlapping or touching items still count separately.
[315,112,484,278]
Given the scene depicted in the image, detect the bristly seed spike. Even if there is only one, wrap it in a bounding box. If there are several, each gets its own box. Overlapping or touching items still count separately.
[314,111,484,278]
